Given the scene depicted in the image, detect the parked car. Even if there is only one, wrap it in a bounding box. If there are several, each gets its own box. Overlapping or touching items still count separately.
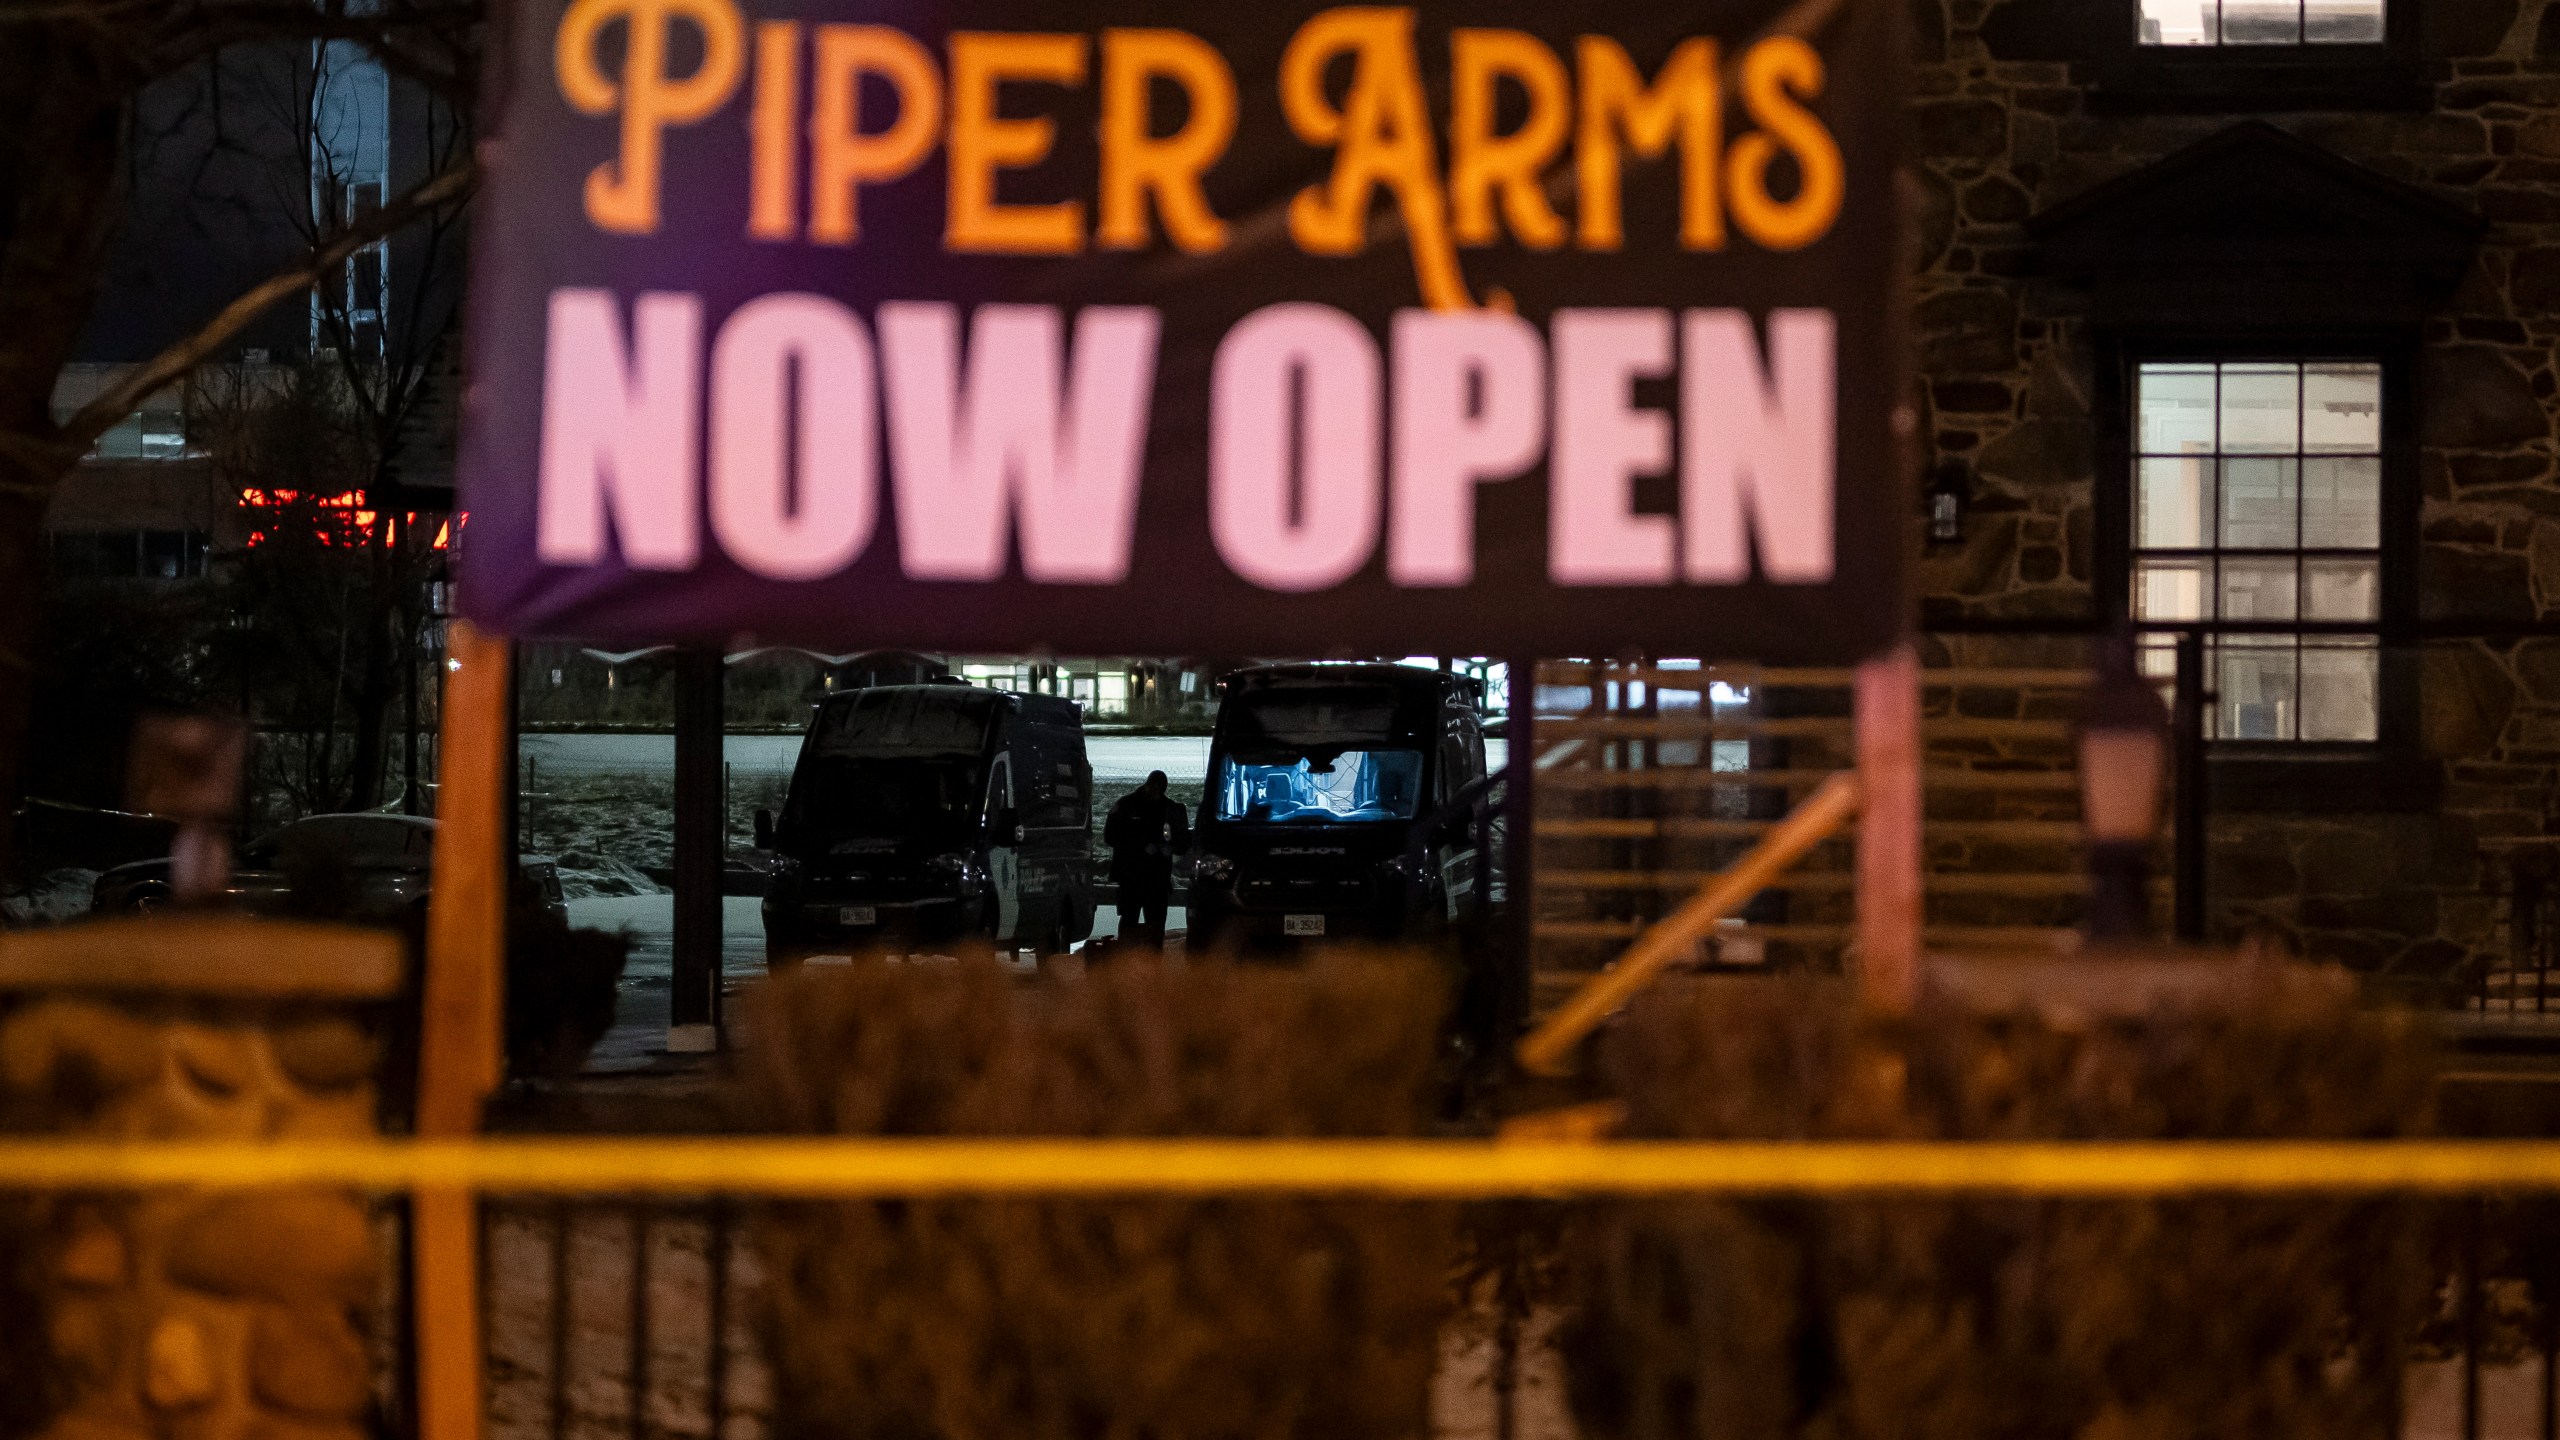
[758,681,1096,966]
[1187,663,1491,953]
[90,813,569,927]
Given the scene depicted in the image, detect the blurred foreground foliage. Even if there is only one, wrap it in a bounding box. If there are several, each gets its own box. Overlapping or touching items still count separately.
[1562,973,2441,1440]
[743,952,1454,1440]
[0,1195,59,1440]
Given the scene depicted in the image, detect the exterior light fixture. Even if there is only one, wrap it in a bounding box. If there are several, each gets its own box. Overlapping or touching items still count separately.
[2078,625,2170,943]
[1925,459,1970,545]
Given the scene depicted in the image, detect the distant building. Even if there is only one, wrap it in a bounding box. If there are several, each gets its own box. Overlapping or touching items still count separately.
[45,38,462,577]
[950,659,1221,723]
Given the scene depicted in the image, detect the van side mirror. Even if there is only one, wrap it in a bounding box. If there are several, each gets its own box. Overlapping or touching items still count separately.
[992,807,1023,846]
[754,808,775,849]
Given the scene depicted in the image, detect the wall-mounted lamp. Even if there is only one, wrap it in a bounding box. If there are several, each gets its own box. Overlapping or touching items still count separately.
[2078,626,2170,943]
[1926,459,1971,545]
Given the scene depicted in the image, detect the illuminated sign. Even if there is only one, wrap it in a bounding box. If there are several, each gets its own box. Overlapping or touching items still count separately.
[457,0,1905,660]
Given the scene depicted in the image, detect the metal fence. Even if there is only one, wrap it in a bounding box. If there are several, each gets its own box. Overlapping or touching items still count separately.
[344,1188,2560,1440]
[476,1198,764,1440]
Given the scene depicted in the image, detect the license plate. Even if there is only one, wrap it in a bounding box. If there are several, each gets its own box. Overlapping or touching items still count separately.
[1283,914,1325,937]
[839,906,877,926]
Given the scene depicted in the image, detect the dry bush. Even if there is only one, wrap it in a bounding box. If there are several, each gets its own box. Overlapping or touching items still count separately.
[1564,974,2439,1440]
[0,1189,60,1440]
[742,952,1454,1440]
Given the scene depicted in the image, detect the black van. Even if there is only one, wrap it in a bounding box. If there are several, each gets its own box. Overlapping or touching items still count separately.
[1187,663,1491,952]
[757,682,1095,966]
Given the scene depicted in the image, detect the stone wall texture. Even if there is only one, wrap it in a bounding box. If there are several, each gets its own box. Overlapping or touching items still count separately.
[1910,0,2560,986]
[0,995,384,1440]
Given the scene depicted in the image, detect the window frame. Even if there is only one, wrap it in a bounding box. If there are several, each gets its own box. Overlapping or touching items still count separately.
[2136,0,2387,48]
[2095,329,2428,804]
[2093,0,2425,113]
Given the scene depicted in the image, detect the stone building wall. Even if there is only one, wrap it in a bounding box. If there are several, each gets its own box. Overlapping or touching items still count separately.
[0,922,399,1440]
[1907,0,2560,985]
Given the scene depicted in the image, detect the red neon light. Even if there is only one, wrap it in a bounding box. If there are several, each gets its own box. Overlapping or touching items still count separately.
[237,490,457,550]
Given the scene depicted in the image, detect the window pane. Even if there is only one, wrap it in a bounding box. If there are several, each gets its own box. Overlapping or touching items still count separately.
[2220,457,2300,547]
[2300,640,2378,741]
[2220,557,2298,621]
[2216,640,2297,741]
[2301,457,2380,548]
[2304,558,2379,621]
[2140,0,2219,43]
[350,246,383,314]
[2307,0,2384,43]
[2138,457,2216,547]
[2302,363,2381,453]
[2138,364,2218,453]
[2222,0,2303,42]
[2219,363,2300,453]
[2138,635,2180,682]
[93,415,142,460]
[2136,559,2211,621]
[2138,636,2189,720]
[2128,356,2384,747]
[138,410,186,460]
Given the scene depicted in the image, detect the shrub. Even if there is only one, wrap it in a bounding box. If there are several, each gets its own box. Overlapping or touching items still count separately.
[742,952,1454,1440]
[1563,973,2439,1440]
[503,919,630,1081]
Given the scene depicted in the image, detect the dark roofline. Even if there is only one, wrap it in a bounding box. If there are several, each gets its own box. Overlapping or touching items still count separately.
[2027,118,2486,244]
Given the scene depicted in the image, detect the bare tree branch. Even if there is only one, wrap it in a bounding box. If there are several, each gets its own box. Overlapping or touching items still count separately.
[61,158,474,447]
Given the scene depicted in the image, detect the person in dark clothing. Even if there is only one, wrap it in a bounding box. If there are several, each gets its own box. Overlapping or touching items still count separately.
[1104,770,1188,949]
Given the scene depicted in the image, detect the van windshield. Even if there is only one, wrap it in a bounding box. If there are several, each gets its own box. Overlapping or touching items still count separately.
[1212,752,1423,823]
[809,688,995,759]
[1210,685,1426,824]
[787,757,981,842]
[787,689,995,843]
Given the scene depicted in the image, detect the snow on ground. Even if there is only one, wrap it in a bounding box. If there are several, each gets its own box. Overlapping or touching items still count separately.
[532,730,1497,1065]
[550,851,664,900]
[518,733,1217,875]
[568,894,764,1071]
[4,868,98,926]
[565,890,1181,1068]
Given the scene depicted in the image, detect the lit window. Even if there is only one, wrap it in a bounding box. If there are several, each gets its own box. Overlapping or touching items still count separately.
[2139,0,2384,44]
[2132,360,2382,742]
[81,404,185,461]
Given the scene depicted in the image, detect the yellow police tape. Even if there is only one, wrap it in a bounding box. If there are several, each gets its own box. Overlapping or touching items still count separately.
[5,1138,2560,1195]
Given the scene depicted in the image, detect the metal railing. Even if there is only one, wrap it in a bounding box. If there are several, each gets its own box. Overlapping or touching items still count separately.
[474,1198,761,1440]
[147,1145,2560,1440]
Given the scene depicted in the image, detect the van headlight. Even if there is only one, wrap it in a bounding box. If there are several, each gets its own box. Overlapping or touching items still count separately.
[1194,854,1234,885]
[925,853,980,887]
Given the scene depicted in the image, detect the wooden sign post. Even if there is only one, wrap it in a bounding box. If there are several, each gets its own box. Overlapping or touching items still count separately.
[417,619,511,1440]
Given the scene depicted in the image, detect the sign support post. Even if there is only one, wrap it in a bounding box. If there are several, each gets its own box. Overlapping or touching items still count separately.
[1854,643,1922,1011]
[418,619,510,1440]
